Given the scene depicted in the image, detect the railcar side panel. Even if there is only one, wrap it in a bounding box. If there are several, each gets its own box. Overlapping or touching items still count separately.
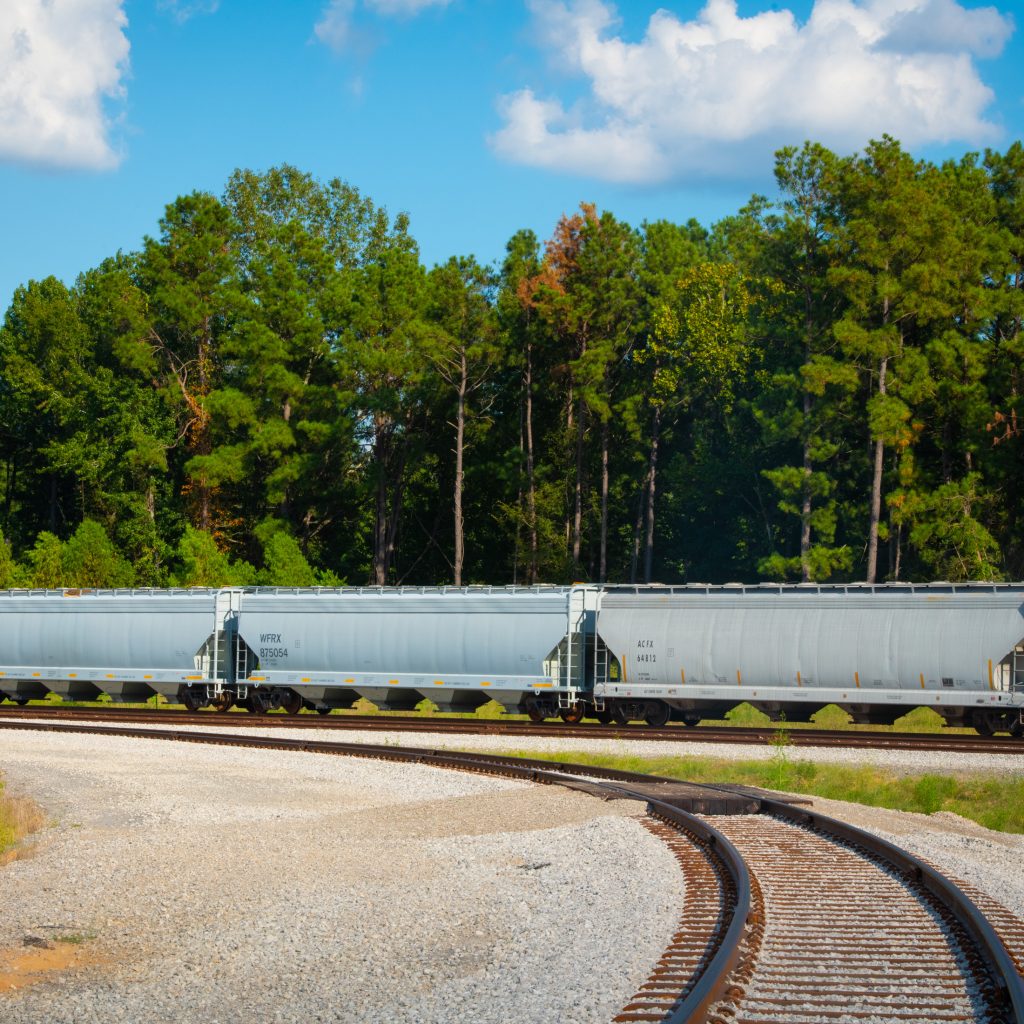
[235,588,574,709]
[595,586,1024,713]
[0,590,220,702]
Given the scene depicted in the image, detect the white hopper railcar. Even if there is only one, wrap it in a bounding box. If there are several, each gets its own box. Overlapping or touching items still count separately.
[0,583,1022,734]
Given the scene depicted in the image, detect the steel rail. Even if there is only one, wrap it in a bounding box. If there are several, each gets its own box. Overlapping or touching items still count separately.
[758,797,1024,1024]
[2,704,1022,754]
[0,718,752,1022]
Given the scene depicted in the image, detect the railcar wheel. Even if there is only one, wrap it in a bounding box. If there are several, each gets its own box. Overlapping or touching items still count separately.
[526,703,547,724]
[643,702,671,728]
[595,708,614,725]
[210,694,234,713]
[559,705,586,724]
[681,713,702,728]
[13,698,30,707]
[245,693,271,715]
[181,689,205,712]
[281,693,303,716]
[316,707,332,716]
[611,704,632,726]
[972,712,995,737]
[1010,719,1024,739]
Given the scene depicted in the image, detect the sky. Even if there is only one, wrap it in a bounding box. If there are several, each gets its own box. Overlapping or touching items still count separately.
[1,0,1022,309]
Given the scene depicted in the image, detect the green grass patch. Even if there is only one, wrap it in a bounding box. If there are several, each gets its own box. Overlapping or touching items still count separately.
[495,748,1024,834]
[56,933,95,945]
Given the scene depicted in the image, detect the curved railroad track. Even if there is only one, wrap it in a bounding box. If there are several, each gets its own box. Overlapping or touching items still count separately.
[706,804,1024,1023]
[3,718,1023,1022]
[1,703,1023,754]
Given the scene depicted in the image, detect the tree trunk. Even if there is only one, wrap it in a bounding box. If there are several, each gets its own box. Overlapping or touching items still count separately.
[800,430,813,583]
[383,455,406,582]
[564,379,573,552]
[524,339,538,584]
[373,416,388,585]
[572,397,585,568]
[453,352,467,586]
[49,474,58,533]
[865,356,887,584]
[630,486,644,584]
[599,419,610,583]
[197,315,212,533]
[643,407,662,583]
[801,297,814,583]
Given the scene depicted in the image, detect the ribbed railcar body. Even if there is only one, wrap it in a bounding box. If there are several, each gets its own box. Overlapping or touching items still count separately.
[594,584,1024,727]
[235,587,577,712]
[0,589,222,703]
[1,584,1022,732]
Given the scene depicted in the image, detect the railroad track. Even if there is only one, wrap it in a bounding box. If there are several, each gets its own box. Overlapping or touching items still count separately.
[705,805,1024,1023]
[4,718,1024,1021]
[1,704,1022,754]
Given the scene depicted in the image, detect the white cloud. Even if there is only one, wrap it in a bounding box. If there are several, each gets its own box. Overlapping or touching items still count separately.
[315,0,451,52]
[315,0,357,51]
[490,0,1015,184]
[158,0,221,24]
[0,0,130,170]
[365,0,452,15]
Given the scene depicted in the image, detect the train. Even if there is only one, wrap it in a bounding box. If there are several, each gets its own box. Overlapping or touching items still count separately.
[1,583,1023,734]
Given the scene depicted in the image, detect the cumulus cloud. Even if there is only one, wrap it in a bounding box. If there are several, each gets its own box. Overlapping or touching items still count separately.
[315,0,451,52]
[0,0,130,170]
[490,0,1015,184]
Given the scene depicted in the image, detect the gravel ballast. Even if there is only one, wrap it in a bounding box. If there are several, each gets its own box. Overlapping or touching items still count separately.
[67,718,1024,775]
[0,729,685,1024]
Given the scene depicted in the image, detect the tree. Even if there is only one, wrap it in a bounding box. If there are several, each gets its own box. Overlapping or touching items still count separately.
[755,143,856,581]
[427,256,499,585]
[172,526,255,587]
[831,138,961,582]
[637,262,754,581]
[521,205,640,576]
[61,520,134,588]
[338,209,430,584]
[498,230,544,583]
[141,193,240,534]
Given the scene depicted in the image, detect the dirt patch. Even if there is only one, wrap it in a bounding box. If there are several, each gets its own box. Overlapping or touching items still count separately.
[0,941,109,995]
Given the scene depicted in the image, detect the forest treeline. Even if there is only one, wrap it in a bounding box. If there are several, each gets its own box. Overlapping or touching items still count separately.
[1,136,1022,589]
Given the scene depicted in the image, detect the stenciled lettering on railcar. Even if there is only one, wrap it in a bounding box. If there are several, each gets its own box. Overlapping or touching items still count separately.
[260,632,288,660]
[636,638,657,663]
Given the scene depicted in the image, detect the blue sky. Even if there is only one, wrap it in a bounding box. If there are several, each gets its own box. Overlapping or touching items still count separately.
[1,0,1022,310]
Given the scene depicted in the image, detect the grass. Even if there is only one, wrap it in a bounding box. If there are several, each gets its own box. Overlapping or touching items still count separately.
[495,747,1024,834]
[56,933,95,945]
[0,775,47,865]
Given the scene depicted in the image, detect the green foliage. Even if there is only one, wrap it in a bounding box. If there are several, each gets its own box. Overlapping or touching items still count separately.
[172,527,256,587]
[61,521,134,588]
[0,529,17,588]
[1,143,1023,585]
[257,527,316,586]
[25,533,64,588]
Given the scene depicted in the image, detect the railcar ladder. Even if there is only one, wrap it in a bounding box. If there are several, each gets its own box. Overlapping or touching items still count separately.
[211,589,243,691]
[1014,646,1024,692]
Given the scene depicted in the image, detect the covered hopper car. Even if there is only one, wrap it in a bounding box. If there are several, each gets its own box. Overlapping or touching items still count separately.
[1,583,1022,734]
